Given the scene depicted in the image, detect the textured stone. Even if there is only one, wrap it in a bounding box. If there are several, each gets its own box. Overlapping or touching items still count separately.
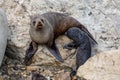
[0,0,120,79]
[0,0,119,62]
[0,8,8,66]
[77,50,120,80]
[54,70,71,80]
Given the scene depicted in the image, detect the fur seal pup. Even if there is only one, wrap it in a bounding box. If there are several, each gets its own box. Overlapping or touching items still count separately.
[24,12,96,65]
[63,27,91,78]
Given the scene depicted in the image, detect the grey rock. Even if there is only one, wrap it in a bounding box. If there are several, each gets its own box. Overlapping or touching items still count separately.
[77,50,120,80]
[0,1,120,78]
[0,9,8,66]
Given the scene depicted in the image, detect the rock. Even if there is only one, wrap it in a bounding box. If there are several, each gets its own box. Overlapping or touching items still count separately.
[26,66,40,71]
[0,0,120,79]
[54,70,71,80]
[31,36,76,67]
[31,71,47,80]
[77,50,120,80]
[0,8,8,66]
[0,0,120,64]
[0,76,4,80]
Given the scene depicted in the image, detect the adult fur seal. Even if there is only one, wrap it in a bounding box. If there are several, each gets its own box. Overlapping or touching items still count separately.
[63,27,91,78]
[24,12,96,65]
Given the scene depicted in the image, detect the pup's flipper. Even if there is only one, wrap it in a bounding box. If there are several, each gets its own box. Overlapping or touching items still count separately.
[24,41,38,65]
[47,42,63,62]
[70,70,77,79]
[81,26,97,45]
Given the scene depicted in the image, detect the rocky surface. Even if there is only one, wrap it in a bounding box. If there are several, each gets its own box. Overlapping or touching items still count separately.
[0,8,8,66]
[0,0,120,80]
[77,49,120,80]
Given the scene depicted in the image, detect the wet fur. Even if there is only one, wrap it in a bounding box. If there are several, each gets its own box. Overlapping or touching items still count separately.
[24,12,96,65]
[63,27,91,78]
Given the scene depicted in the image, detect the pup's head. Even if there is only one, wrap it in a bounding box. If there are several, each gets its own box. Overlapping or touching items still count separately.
[29,14,54,45]
[29,15,46,31]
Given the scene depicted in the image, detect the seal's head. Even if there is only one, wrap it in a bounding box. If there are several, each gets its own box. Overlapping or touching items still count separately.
[29,14,53,45]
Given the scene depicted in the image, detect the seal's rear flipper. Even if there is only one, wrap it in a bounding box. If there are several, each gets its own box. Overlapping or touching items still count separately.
[24,42,38,65]
[47,43,64,62]
[81,26,97,46]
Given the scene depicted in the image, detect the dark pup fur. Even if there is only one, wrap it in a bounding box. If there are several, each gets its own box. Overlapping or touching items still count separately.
[63,27,91,78]
[24,12,96,65]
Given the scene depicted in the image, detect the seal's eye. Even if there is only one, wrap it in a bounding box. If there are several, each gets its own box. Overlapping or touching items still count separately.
[41,19,44,23]
[33,21,36,26]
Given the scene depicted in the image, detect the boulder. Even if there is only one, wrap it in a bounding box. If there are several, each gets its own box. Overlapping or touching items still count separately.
[77,50,120,80]
[0,0,120,65]
[0,9,8,66]
[0,0,120,79]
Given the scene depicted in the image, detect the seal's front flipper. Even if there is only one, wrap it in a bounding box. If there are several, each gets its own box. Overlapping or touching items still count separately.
[24,41,38,65]
[47,42,63,62]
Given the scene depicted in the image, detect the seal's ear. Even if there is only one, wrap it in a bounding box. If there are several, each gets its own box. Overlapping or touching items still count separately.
[40,19,44,23]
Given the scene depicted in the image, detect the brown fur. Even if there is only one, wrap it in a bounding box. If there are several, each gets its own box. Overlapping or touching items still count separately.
[24,12,97,65]
[29,12,96,46]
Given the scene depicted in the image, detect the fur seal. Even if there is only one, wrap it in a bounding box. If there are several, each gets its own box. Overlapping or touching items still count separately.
[24,12,96,65]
